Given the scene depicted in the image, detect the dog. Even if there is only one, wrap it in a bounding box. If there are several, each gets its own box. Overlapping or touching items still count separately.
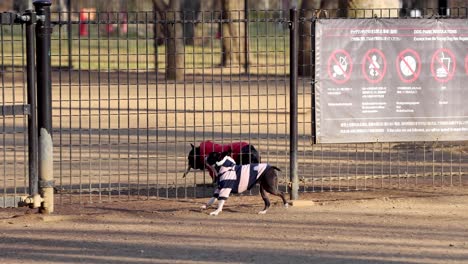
[201,151,288,216]
[183,140,261,181]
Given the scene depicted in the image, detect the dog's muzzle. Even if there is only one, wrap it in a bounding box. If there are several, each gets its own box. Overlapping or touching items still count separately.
[182,165,191,178]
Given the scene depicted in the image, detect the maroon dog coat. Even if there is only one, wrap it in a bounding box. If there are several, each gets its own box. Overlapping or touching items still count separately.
[198,141,249,179]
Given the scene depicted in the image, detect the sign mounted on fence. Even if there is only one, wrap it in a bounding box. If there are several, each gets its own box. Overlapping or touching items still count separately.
[315,19,468,144]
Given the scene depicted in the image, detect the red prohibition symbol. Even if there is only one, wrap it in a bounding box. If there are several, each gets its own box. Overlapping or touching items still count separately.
[396,49,421,83]
[431,48,456,83]
[327,49,353,84]
[362,48,387,84]
[465,55,468,76]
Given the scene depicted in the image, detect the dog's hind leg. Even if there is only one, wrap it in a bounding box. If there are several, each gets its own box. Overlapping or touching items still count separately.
[262,179,289,208]
[258,184,271,214]
[201,197,217,209]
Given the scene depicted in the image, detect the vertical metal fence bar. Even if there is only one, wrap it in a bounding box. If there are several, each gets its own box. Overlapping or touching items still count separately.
[450,143,453,186]
[117,12,122,199]
[191,12,197,198]
[21,18,27,200]
[10,19,18,203]
[145,12,150,199]
[126,12,131,200]
[26,10,39,198]
[105,12,111,201]
[432,143,436,186]
[89,11,95,202]
[56,11,63,205]
[441,143,445,186]
[174,11,179,199]
[77,8,83,204]
[244,0,249,72]
[67,13,73,204]
[458,144,462,186]
[1,22,5,207]
[181,11,187,199]
[164,16,168,199]
[155,15,159,198]
[136,12,142,199]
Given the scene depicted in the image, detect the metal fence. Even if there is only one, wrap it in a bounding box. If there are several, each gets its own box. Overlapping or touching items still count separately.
[0,13,30,207]
[1,7,467,207]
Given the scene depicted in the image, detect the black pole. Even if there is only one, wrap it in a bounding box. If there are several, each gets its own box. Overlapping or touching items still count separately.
[244,0,249,72]
[35,0,52,132]
[311,17,317,144]
[289,8,299,200]
[25,9,38,197]
[34,0,54,214]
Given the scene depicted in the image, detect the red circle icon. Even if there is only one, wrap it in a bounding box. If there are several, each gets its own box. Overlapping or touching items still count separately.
[327,49,353,84]
[361,48,387,84]
[396,49,421,83]
[464,55,468,76]
[431,48,456,83]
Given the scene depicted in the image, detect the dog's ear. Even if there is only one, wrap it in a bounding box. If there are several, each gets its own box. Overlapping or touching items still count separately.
[220,150,232,161]
[190,143,195,149]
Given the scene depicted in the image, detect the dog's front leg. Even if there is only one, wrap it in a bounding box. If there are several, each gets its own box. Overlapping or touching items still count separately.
[209,199,225,216]
[201,197,217,209]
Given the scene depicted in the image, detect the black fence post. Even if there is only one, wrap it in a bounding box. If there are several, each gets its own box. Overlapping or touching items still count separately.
[311,16,317,144]
[34,0,54,214]
[289,8,299,200]
[25,9,39,201]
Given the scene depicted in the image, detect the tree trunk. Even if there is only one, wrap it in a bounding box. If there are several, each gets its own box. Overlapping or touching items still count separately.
[13,0,31,12]
[153,0,185,81]
[220,0,247,67]
[298,0,348,76]
[165,0,185,81]
[298,0,319,77]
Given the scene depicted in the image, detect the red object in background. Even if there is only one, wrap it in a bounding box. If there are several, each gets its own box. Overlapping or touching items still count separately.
[120,12,128,34]
[79,8,88,36]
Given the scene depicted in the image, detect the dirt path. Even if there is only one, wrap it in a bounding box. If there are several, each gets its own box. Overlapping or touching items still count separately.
[1,188,468,264]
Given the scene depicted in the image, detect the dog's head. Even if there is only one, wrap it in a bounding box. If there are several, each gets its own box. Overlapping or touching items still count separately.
[187,144,204,170]
[206,150,235,171]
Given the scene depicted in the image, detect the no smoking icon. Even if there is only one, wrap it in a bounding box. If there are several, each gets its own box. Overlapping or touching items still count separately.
[362,48,387,84]
[396,49,421,83]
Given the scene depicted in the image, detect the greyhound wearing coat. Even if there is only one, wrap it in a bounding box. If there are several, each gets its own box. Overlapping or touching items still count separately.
[201,151,288,216]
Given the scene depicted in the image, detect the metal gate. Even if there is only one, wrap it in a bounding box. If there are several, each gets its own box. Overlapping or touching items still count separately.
[1,1,53,211]
[0,12,32,208]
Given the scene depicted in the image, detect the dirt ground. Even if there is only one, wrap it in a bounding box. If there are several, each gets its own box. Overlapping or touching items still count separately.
[1,188,468,264]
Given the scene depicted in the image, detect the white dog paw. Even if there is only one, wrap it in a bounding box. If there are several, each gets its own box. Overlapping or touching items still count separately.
[209,211,220,216]
[201,205,207,210]
[258,210,267,215]
[284,203,289,208]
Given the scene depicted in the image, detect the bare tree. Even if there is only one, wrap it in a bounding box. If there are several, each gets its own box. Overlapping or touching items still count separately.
[153,0,185,81]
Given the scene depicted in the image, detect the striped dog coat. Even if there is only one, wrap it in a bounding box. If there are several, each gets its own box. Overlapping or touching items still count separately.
[208,156,270,200]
